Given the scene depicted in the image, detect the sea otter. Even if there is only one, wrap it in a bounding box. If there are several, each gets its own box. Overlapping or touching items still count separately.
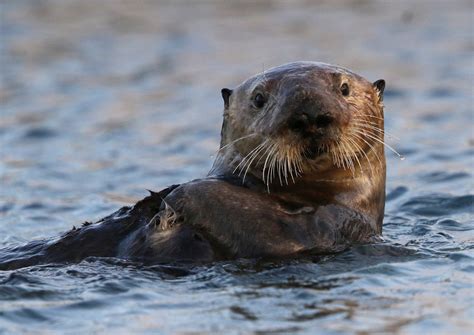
[0,62,387,270]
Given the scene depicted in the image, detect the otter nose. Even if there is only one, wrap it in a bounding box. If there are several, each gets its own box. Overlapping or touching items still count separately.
[288,111,334,134]
[283,87,335,134]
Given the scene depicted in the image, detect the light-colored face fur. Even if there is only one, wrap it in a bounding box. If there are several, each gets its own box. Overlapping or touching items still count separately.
[211,62,388,189]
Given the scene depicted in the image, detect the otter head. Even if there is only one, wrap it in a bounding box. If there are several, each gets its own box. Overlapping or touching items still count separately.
[212,61,386,189]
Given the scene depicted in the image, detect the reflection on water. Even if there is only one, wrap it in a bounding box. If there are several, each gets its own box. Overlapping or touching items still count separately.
[0,0,473,334]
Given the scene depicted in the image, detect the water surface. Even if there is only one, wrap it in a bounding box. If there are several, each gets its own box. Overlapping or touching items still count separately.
[0,1,473,334]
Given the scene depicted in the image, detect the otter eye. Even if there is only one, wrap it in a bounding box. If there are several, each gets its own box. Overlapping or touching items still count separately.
[253,93,266,108]
[340,83,350,96]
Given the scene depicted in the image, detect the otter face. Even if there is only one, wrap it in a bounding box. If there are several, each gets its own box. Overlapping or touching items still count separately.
[218,62,386,186]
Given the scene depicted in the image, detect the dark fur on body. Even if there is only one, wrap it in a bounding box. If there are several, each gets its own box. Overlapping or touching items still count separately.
[1,62,386,270]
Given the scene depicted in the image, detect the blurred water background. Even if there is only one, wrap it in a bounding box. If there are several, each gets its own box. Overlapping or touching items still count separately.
[0,0,473,334]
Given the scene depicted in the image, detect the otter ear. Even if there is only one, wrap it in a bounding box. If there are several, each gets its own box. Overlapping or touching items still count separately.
[373,79,385,101]
[221,88,233,108]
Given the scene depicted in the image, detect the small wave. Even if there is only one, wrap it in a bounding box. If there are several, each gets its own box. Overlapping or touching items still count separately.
[21,127,58,140]
[400,194,474,217]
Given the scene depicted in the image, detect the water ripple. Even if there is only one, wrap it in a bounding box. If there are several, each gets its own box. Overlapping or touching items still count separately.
[1,1,473,334]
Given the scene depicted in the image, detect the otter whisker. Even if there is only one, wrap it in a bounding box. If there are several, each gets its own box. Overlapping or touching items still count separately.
[335,140,346,170]
[333,141,344,170]
[281,146,291,184]
[341,138,356,175]
[233,140,267,176]
[353,121,399,141]
[343,138,356,175]
[241,140,269,183]
[352,129,403,160]
[267,144,276,185]
[267,144,277,185]
[344,138,355,169]
[216,133,257,154]
[330,143,337,167]
[352,131,383,168]
[329,143,336,167]
[271,145,280,184]
[338,141,347,170]
[361,131,404,160]
[263,142,279,187]
[283,151,290,184]
[296,145,304,174]
[295,155,303,175]
[352,118,382,128]
[242,146,265,183]
[233,143,261,175]
[255,141,274,168]
[353,122,385,136]
[266,144,276,184]
[273,150,280,184]
[345,136,364,172]
[267,142,283,192]
[351,133,376,175]
[273,147,281,186]
[292,146,303,176]
[243,139,270,174]
[340,143,348,170]
[353,122,386,135]
[352,127,383,142]
[354,119,383,128]
[285,147,293,182]
[362,125,399,142]
[280,153,286,184]
[287,153,295,184]
[277,153,284,186]
[354,117,383,130]
[261,141,276,184]
[365,115,385,121]
[281,156,287,185]
[263,143,273,184]
[260,140,304,188]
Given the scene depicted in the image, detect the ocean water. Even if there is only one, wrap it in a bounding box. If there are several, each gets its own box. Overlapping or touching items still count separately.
[0,0,473,334]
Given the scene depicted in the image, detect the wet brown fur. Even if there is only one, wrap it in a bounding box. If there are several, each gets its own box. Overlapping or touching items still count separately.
[0,62,387,269]
[157,61,387,261]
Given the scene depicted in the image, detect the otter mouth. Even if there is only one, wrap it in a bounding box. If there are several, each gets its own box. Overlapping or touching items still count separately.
[304,140,331,160]
[305,144,322,159]
[286,111,338,160]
